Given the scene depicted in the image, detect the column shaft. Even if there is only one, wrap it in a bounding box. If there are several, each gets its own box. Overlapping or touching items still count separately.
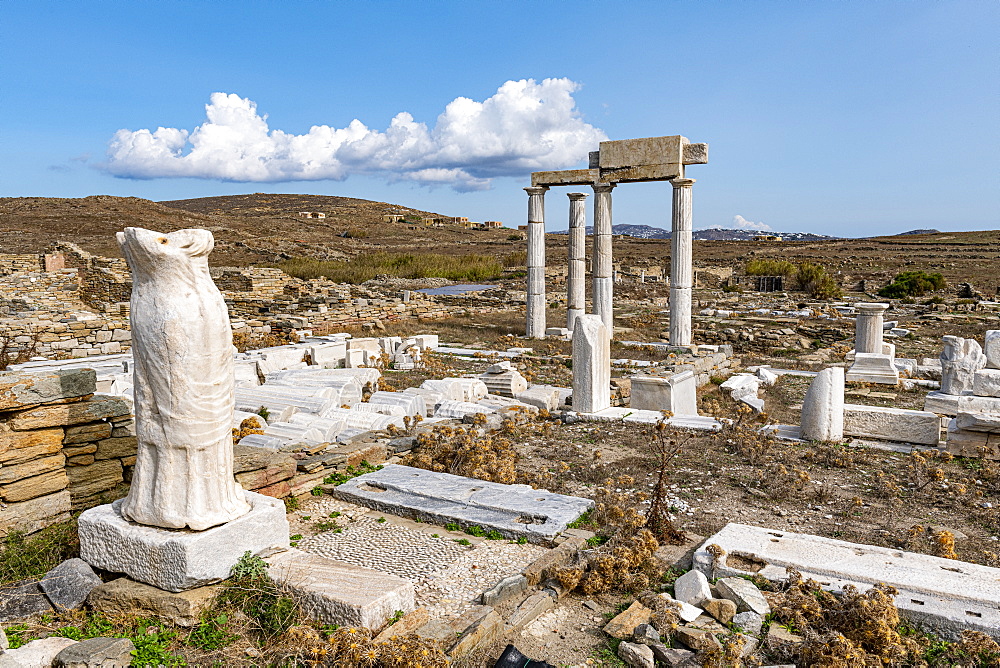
[855,303,889,354]
[591,184,615,333]
[524,186,548,338]
[669,179,695,346]
[566,193,588,331]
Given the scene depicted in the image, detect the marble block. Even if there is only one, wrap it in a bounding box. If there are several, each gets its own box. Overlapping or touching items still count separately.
[265,548,415,629]
[843,404,940,445]
[846,352,900,384]
[940,335,986,395]
[985,330,1000,369]
[972,369,1000,398]
[78,491,289,592]
[630,370,698,415]
[572,315,611,414]
[800,368,844,442]
[924,391,1000,416]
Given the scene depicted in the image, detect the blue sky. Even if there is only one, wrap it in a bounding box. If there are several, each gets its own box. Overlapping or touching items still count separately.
[2,0,997,236]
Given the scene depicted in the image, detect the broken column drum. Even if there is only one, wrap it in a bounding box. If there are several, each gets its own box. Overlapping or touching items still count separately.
[800,367,845,441]
[855,303,890,354]
[566,192,588,331]
[669,178,695,347]
[525,186,548,339]
[117,227,251,530]
[591,184,615,333]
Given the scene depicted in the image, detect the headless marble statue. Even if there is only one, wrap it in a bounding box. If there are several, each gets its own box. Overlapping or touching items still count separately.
[117,227,250,530]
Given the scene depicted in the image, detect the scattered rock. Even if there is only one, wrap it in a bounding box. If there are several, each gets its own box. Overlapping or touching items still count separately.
[673,626,722,651]
[658,593,701,622]
[480,574,528,607]
[603,601,652,639]
[40,558,102,611]
[732,610,764,635]
[650,644,698,667]
[672,569,711,607]
[617,641,654,668]
[716,577,770,616]
[0,580,54,622]
[507,592,555,630]
[582,600,600,611]
[632,623,660,646]
[53,637,135,668]
[373,608,429,644]
[702,597,737,624]
[767,623,804,647]
[0,637,77,668]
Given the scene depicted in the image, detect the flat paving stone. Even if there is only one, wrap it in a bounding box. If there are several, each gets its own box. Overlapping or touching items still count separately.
[575,408,722,431]
[332,464,593,542]
[693,523,1000,640]
[265,547,414,629]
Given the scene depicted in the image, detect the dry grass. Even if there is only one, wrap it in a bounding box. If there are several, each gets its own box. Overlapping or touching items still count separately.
[277,253,503,284]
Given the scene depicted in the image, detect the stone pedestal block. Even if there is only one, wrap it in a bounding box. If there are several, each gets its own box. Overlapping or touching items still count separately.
[78,491,289,592]
[843,404,941,445]
[800,367,844,441]
[847,352,900,384]
[630,371,698,416]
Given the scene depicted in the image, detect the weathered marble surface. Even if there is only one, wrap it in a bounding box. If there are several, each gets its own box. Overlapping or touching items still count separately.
[940,335,986,396]
[800,367,844,441]
[117,227,249,530]
[572,315,610,413]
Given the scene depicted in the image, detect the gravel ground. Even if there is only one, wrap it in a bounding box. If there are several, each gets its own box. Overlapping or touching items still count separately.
[291,496,546,618]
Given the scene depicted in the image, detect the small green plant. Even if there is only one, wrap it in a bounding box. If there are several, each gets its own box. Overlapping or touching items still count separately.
[131,619,184,667]
[256,405,270,421]
[186,613,235,651]
[567,510,594,529]
[464,525,486,537]
[515,536,528,545]
[217,552,298,639]
[309,487,324,496]
[313,520,341,533]
[432,533,441,538]
[0,519,80,586]
[329,511,341,518]
[322,461,383,486]
[486,530,503,540]
[4,624,28,649]
[290,534,302,541]
[387,610,406,626]
[455,538,471,546]
[283,496,300,512]
[445,522,461,532]
[376,517,387,524]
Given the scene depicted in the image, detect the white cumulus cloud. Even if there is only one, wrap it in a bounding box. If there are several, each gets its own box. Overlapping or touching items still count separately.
[729,215,772,231]
[103,79,606,191]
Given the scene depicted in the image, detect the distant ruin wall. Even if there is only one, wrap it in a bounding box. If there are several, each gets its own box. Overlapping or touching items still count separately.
[0,254,44,275]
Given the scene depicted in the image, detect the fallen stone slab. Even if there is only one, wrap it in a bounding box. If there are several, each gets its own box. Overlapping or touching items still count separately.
[603,601,652,639]
[266,547,414,629]
[693,523,1000,640]
[715,577,770,616]
[573,408,722,431]
[507,591,555,630]
[843,404,941,445]
[332,464,593,542]
[956,411,1000,433]
[618,641,654,668]
[53,637,135,668]
[78,491,289,592]
[924,390,1000,416]
[40,558,102,611]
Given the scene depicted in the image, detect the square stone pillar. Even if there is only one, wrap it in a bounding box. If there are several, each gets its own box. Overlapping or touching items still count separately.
[591,184,615,334]
[525,186,548,338]
[669,178,695,347]
[572,314,611,413]
[566,193,589,331]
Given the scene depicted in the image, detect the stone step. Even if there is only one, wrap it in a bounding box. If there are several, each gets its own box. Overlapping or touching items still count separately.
[693,523,1000,640]
[265,547,414,630]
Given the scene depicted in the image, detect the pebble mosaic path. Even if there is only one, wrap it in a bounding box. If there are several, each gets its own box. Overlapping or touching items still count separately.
[293,497,546,617]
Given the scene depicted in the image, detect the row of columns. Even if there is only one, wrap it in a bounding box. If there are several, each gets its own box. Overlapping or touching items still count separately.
[525,178,697,345]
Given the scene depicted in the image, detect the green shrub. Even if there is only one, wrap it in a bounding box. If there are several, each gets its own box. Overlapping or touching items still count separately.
[879,271,946,299]
[277,252,502,283]
[217,552,298,639]
[795,262,842,299]
[745,259,796,276]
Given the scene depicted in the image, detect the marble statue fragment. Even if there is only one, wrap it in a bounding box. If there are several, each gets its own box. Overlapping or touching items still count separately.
[940,335,987,396]
[117,227,250,530]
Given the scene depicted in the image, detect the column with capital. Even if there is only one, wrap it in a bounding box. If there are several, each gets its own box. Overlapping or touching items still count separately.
[524,186,548,338]
[591,184,615,332]
[566,192,588,331]
[669,178,695,347]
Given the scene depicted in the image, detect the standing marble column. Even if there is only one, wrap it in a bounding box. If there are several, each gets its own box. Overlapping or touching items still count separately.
[566,192,588,331]
[591,184,615,333]
[669,178,695,347]
[854,302,890,354]
[525,186,548,338]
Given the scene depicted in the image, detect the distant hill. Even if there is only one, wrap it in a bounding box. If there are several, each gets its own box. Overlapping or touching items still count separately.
[895,229,941,236]
[552,224,836,241]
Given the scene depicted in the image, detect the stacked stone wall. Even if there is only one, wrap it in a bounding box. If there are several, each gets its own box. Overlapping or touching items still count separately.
[0,254,44,275]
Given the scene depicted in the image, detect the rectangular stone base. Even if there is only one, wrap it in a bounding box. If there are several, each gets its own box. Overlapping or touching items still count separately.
[846,353,900,384]
[265,547,414,629]
[78,491,289,592]
[945,420,1000,459]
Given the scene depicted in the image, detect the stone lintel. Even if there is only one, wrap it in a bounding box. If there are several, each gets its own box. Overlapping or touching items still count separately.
[531,169,597,187]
